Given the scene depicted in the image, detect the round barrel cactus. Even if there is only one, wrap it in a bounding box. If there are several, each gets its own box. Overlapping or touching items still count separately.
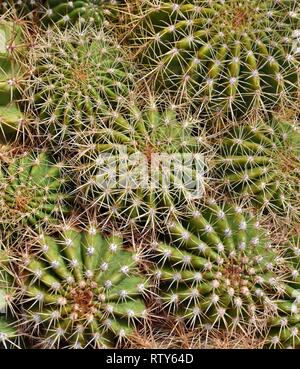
[151,199,283,331]
[29,24,134,137]
[267,235,300,348]
[214,116,300,220]
[0,150,71,227]
[74,100,206,233]
[18,226,148,348]
[126,0,300,118]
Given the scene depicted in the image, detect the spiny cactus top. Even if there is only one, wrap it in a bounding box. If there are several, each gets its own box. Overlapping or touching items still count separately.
[18,227,148,348]
[127,0,300,118]
[29,24,134,136]
[267,235,300,348]
[152,200,284,331]
[214,116,300,220]
[0,150,70,227]
[74,100,207,233]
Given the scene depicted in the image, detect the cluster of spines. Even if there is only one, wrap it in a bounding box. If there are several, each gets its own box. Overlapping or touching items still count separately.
[0,0,299,351]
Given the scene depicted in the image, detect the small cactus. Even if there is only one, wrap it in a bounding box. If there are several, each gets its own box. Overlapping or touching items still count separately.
[0,150,71,227]
[151,199,283,332]
[214,116,300,221]
[28,24,134,138]
[125,0,300,119]
[17,226,148,348]
[73,97,207,233]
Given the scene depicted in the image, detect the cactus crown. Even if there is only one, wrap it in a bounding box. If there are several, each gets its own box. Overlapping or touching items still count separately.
[17,226,148,348]
[29,24,134,137]
[214,116,300,220]
[73,98,208,233]
[152,200,285,331]
[126,0,299,118]
[0,150,70,227]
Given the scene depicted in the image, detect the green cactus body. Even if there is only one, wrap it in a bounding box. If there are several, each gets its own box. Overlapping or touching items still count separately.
[0,150,71,227]
[0,19,27,138]
[152,200,282,330]
[30,25,133,136]
[75,101,206,232]
[19,227,147,348]
[266,236,300,348]
[128,0,299,118]
[214,117,300,220]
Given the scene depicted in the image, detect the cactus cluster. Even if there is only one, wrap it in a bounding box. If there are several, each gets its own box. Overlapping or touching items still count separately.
[124,0,300,119]
[0,0,299,350]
